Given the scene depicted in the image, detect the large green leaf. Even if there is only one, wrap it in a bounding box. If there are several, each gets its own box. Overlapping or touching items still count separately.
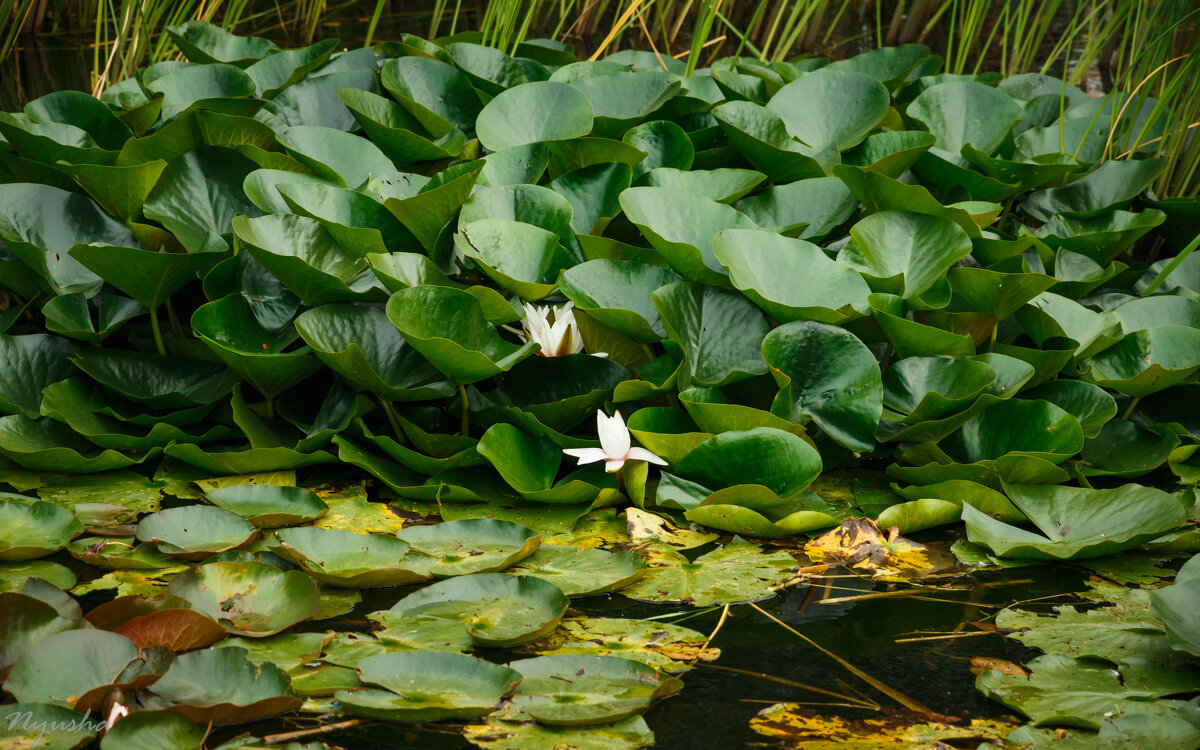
[232,213,382,304]
[71,346,237,409]
[191,294,324,399]
[270,526,430,588]
[713,228,870,324]
[963,482,1186,560]
[619,186,757,286]
[838,210,973,301]
[560,260,681,342]
[907,81,1024,155]
[341,651,520,721]
[761,321,883,452]
[0,333,75,419]
[652,281,768,389]
[767,68,889,151]
[476,81,593,151]
[295,303,451,401]
[0,183,137,296]
[142,645,302,724]
[391,572,569,646]
[167,560,320,636]
[386,286,538,384]
[1083,326,1200,398]
[504,654,680,726]
[675,428,822,509]
[167,21,277,66]
[454,218,570,300]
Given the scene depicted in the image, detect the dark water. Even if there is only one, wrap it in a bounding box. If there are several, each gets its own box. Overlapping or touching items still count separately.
[197,558,1086,749]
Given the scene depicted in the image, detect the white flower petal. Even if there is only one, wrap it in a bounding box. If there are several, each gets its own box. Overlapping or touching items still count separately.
[563,447,609,465]
[626,447,669,466]
[605,459,626,473]
[598,410,631,458]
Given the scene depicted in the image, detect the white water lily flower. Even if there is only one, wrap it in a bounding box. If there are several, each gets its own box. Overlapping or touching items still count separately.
[564,410,668,473]
[103,702,128,732]
[521,301,586,357]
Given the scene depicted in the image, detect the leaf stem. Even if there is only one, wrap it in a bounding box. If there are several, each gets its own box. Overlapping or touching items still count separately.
[988,319,999,353]
[1120,395,1141,420]
[641,343,656,363]
[380,397,406,444]
[149,305,167,356]
[265,395,275,419]
[458,383,470,437]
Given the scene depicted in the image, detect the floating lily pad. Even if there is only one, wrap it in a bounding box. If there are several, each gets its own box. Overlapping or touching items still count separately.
[391,573,569,647]
[340,651,521,721]
[204,484,328,527]
[505,654,681,726]
[396,519,540,577]
[963,483,1187,560]
[621,537,795,606]
[143,646,302,725]
[507,546,645,596]
[167,561,320,636]
[270,526,430,588]
[0,499,82,560]
[67,536,176,569]
[135,505,258,560]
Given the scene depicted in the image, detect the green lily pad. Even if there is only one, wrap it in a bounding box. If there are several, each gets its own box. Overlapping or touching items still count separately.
[963,482,1187,560]
[99,709,206,750]
[232,213,382,305]
[167,561,320,636]
[761,320,884,452]
[191,294,324,399]
[675,428,821,510]
[464,715,656,750]
[396,519,540,577]
[0,560,77,593]
[454,218,570,300]
[507,545,645,596]
[941,398,1084,465]
[505,654,680,726]
[477,423,614,505]
[976,654,1199,730]
[713,228,871,324]
[0,500,82,560]
[1149,555,1200,657]
[71,347,237,410]
[559,260,680,343]
[204,484,328,527]
[476,81,593,152]
[652,281,768,389]
[622,537,796,605]
[295,303,451,402]
[0,591,81,673]
[341,651,520,721]
[0,333,75,419]
[277,125,395,188]
[66,536,176,569]
[517,617,714,672]
[270,526,430,588]
[1084,326,1200,398]
[0,415,152,473]
[839,210,973,301]
[711,100,827,182]
[4,628,140,707]
[684,492,844,538]
[135,505,257,560]
[619,186,757,286]
[167,21,276,65]
[0,702,95,749]
[386,286,538,385]
[391,573,569,647]
[907,81,1024,155]
[41,294,143,344]
[142,646,302,725]
[767,68,889,151]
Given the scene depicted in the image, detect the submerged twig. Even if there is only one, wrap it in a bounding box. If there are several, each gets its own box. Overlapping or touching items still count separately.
[747,601,933,714]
